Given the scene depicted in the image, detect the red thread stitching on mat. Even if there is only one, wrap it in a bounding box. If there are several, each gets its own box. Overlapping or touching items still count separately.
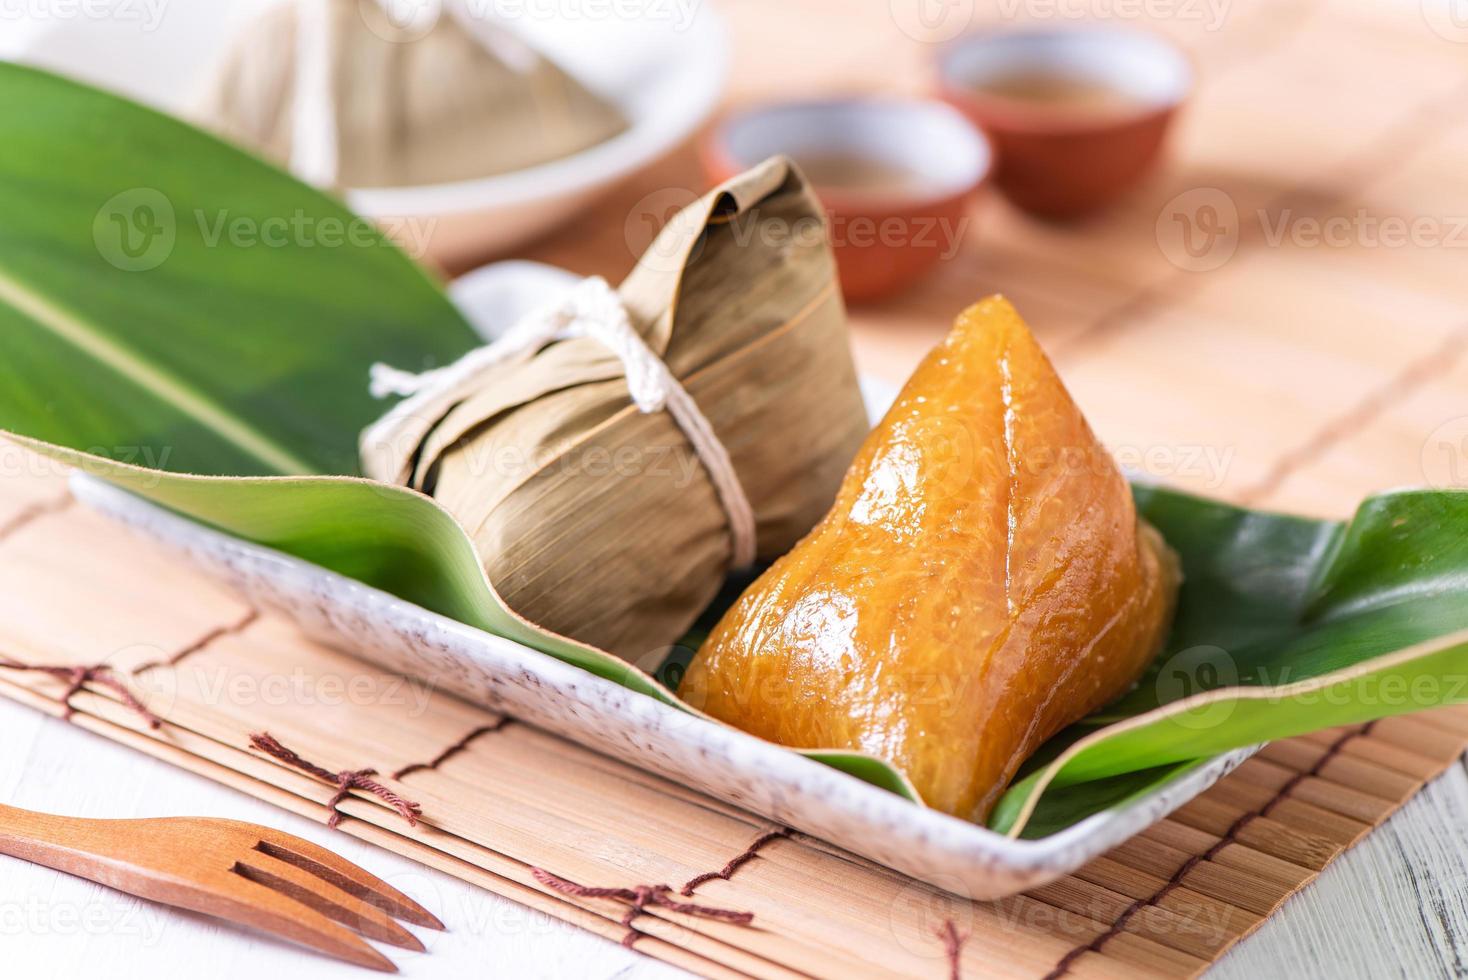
[0,496,72,542]
[1241,326,1468,505]
[937,919,967,980]
[0,657,161,729]
[679,827,788,896]
[1041,723,1378,980]
[392,719,510,780]
[133,608,261,674]
[530,867,754,948]
[248,731,422,830]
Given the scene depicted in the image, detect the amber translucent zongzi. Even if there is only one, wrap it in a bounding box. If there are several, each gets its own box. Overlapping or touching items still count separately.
[361,157,870,663]
[196,0,626,187]
[681,296,1180,822]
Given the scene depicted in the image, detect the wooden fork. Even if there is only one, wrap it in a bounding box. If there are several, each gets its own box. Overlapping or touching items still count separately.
[0,804,443,972]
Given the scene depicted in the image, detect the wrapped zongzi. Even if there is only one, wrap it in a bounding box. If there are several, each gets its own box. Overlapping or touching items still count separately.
[362,157,871,663]
[195,0,627,187]
[680,296,1180,822]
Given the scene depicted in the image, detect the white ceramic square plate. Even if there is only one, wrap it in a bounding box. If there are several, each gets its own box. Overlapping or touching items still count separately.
[71,473,1254,900]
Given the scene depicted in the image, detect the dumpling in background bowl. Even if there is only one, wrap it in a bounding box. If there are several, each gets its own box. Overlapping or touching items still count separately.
[193,0,628,188]
[1,0,728,268]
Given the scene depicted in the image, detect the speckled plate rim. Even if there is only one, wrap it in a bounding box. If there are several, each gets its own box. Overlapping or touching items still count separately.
[70,472,1256,900]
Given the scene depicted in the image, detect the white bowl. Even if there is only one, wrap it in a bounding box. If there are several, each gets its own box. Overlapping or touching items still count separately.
[1,0,729,268]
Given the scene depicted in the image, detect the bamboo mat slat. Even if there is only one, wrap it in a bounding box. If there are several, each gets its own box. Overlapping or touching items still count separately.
[4,0,1468,976]
[0,471,1466,979]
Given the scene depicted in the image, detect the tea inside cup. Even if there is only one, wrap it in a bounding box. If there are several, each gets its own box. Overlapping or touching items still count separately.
[946,27,1192,122]
[939,27,1192,216]
[783,152,933,201]
[701,99,991,302]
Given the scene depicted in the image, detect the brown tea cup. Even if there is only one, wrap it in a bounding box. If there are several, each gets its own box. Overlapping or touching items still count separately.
[937,27,1193,218]
[700,99,991,302]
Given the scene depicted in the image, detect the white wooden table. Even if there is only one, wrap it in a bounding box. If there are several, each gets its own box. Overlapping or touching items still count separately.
[4,694,1466,978]
[0,697,684,980]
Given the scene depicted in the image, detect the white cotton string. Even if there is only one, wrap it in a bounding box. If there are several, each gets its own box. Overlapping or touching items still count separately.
[288,0,535,187]
[364,277,758,570]
[289,0,340,186]
[440,1,539,73]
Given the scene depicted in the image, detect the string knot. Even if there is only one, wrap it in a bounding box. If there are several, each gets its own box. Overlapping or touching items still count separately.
[248,732,422,830]
[368,363,432,400]
[0,658,161,729]
[529,868,754,947]
[362,276,757,570]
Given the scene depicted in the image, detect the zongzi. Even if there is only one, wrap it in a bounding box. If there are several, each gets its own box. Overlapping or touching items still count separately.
[361,157,871,663]
[680,296,1180,822]
[195,0,627,187]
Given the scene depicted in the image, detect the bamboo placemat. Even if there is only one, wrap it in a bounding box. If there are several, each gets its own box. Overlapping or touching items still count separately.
[6,0,1468,976]
[521,0,1468,524]
[2,467,1468,980]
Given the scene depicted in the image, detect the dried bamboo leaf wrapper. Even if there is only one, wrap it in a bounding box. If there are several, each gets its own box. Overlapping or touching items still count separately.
[195,0,627,188]
[367,157,871,659]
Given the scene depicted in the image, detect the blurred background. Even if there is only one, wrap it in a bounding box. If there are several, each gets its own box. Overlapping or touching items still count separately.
[5,0,1468,518]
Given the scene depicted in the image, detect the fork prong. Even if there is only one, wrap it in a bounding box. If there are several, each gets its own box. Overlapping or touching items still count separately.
[253,832,444,930]
[234,853,425,951]
[218,872,398,972]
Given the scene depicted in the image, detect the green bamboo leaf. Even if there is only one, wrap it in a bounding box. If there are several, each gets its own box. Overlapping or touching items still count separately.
[0,62,477,476]
[989,486,1468,837]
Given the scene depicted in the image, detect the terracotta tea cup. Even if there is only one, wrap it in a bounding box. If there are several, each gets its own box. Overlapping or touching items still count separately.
[700,99,991,302]
[937,27,1193,218]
